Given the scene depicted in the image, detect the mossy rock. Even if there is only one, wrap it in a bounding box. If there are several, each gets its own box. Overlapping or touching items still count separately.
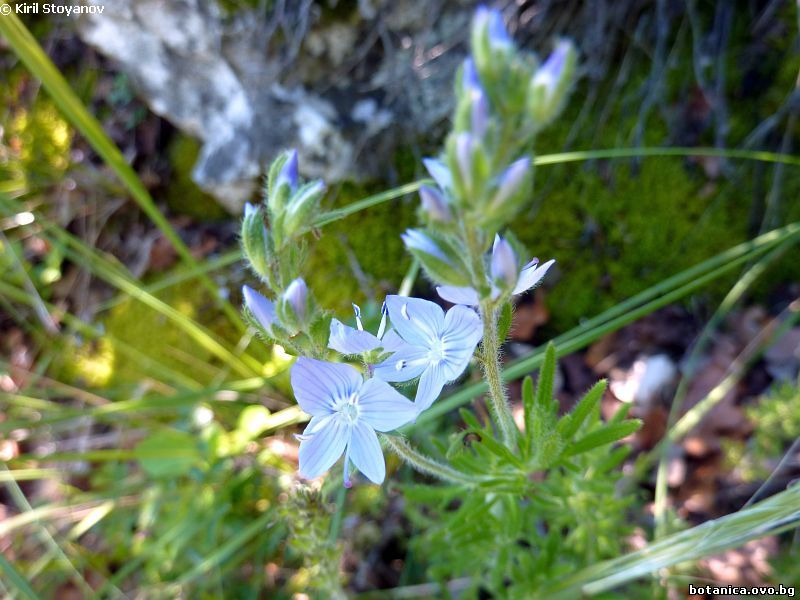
[59,280,238,388]
[307,180,417,313]
[164,134,228,221]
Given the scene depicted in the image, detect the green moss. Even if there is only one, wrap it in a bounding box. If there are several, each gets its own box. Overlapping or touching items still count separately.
[164,134,228,221]
[515,158,751,330]
[59,280,235,387]
[1,72,73,190]
[307,179,417,312]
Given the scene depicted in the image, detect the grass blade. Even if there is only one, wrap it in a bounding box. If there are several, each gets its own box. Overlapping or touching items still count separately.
[0,12,244,331]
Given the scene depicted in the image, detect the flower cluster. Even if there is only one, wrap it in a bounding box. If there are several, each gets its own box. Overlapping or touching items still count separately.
[241,6,573,489]
[292,295,483,486]
[402,8,572,304]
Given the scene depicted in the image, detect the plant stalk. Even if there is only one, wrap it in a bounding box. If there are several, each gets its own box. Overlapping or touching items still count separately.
[383,436,475,486]
[479,301,517,448]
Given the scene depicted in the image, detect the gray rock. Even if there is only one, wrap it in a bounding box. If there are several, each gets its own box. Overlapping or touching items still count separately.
[76,0,472,212]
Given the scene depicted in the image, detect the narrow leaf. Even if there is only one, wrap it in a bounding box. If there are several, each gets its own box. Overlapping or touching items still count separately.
[563,420,642,458]
[558,379,607,440]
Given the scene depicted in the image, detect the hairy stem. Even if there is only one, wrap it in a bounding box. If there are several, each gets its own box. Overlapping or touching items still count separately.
[461,224,517,449]
[479,300,517,448]
[383,435,475,486]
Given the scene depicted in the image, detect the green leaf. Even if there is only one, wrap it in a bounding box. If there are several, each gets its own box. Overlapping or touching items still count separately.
[458,408,483,432]
[557,379,607,440]
[534,343,557,415]
[498,302,514,341]
[563,420,642,458]
[0,553,41,600]
[0,11,245,333]
[520,375,534,457]
[134,429,201,478]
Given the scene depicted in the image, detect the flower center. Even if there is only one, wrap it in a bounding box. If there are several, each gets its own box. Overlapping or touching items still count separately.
[335,393,360,424]
[428,338,446,363]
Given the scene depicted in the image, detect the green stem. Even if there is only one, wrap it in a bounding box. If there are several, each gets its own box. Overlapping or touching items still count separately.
[460,224,517,448]
[383,436,475,486]
[479,301,517,448]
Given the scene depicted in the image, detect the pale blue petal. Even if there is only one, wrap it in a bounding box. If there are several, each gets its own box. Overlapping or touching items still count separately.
[357,378,418,431]
[423,158,453,191]
[372,343,428,382]
[415,364,446,412]
[379,329,407,352]
[441,305,483,380]
[348,422,385,484]
[512,258,555,295]
[436,285,480,306]
[297,415,350,479]
[385,295,444,346]
[328,318,382,354]
[243,285,277,336]
[290,358,362,417]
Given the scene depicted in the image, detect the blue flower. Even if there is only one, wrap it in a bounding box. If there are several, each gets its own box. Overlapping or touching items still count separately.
[291,358,418,486]
[437,235,555,305]
[374,296,483,411]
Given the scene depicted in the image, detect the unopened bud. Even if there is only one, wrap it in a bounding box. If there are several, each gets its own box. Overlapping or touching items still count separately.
[241,203,273,279]
[401,229,470,286]
[491,156,531,209]
[283,180,325,239]
[528,39,577,126]
[243,285,278,338]
[490,235,518,288]
[419,185,452,222]
[285,278,308,320]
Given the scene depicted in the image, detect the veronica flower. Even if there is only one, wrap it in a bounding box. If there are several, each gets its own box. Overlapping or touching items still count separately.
[292,357,418,486]
[373,295,483,411]
[437,235,555,306]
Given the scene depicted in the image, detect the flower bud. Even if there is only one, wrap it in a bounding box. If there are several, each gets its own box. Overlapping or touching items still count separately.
[456,59,489,138]
[266,150,299,218]
[283,278,308,322]
[275,149,298,192]
[282,180,326,240]
[490,156,531,210]
[241,203,273,280]
[243,285,278,338]
[446,132,490,205]
[456,133,475,193]
[423,158,453,193]
[419,185,452,223]
[277,277,309,333]
[471,7,513,76]
[490,235,518,288]
[401,229,470,286]
[528,39,577,127]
